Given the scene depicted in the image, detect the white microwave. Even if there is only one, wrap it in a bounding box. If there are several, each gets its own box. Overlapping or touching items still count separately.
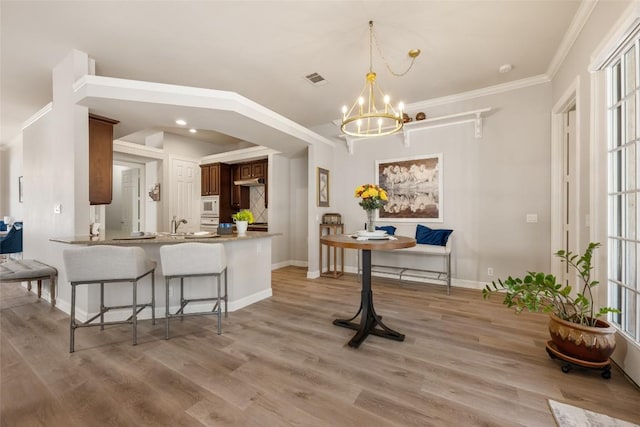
[202,195,219,217]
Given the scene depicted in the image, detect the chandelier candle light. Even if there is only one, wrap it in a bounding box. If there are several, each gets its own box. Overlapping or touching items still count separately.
[355,184,388,231]
[341,21,420,138]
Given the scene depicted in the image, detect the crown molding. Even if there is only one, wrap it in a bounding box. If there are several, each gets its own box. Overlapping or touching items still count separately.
[590,1,640,71]
[406,74,550,112]
[546,0,598,79]
[21,102,53,131]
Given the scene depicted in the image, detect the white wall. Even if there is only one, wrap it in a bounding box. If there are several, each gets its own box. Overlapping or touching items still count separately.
[0,135,24,221]
[269,153,291,267]
[289,150,309,266]
[332,82,552,286]
[22,50,93,313]
[307,142,335,277]
[552,0,630,256]
[550,0,639,386]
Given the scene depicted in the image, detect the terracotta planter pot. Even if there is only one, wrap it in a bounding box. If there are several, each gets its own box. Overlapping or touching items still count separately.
[548,313,616,363]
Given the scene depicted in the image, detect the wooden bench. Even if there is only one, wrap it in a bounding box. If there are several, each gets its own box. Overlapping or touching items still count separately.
[359,240,452,294]
[0,259,57,306]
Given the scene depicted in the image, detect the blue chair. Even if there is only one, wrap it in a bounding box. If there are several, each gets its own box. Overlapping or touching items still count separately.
[0,225,23,256]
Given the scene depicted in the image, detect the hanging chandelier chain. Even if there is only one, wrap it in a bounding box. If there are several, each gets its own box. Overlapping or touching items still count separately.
[371,23,418,77]
[369,21,374,74]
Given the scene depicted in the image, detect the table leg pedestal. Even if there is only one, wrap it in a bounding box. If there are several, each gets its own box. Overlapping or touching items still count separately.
[333,249,405,348]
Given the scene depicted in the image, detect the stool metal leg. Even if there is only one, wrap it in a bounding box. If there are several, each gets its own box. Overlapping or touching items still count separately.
[165,277,170,340]
[132,280,137,346]
[70,283,76,353]
[216,275,221,335]
[151,271,156,325]
[180,278,185,321]
[100,282,105,330]
[224,269,228,318]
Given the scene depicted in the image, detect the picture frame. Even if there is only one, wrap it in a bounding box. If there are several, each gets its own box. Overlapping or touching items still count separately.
[375,153,443,222]
[317,167,330,207]
[18,176,23,203]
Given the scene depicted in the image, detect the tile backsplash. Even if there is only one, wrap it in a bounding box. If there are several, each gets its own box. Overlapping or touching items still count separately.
[250,186,268,223]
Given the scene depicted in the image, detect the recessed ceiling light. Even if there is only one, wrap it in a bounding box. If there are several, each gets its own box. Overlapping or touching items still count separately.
[175,119,187,125]
[189,128,197,133]
[498,64,513,74]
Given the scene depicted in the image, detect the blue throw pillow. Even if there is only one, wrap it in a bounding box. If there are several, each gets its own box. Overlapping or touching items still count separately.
[415,224,453,246]
[375,225,396,235]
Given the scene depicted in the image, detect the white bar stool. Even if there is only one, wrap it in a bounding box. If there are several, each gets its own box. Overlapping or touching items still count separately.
[63,245,156,353]
[160,242,227,339]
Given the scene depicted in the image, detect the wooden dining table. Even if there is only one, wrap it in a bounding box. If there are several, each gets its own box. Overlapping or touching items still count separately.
[320,234,416,348]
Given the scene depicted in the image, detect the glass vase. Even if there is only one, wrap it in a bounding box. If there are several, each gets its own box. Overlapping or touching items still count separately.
[366,209,376,232]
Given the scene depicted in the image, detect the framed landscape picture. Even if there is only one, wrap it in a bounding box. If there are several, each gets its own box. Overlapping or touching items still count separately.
[375,154,443,222]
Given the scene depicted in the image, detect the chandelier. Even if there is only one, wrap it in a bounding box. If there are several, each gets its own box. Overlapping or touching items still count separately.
[341,21,420,138]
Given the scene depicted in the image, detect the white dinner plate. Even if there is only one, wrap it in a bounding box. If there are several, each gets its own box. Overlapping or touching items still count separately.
[357,230,387,237]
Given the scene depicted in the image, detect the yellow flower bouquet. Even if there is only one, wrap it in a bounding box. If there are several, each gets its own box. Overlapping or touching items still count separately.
[355,184,388,211]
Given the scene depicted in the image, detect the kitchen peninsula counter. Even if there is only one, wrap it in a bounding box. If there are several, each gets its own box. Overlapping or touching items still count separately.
[51,231,277,245]
[50,231,276,322]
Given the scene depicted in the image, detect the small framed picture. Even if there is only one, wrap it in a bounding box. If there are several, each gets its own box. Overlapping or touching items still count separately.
[317,167,329,207]
[18,176,23,203]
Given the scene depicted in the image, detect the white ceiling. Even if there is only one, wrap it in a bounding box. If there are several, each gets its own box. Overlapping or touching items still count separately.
[1,0,583,147]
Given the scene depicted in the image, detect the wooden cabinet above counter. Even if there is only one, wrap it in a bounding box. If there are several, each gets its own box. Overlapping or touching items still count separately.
[201,162,230,196]
[232,159,268,209]
[239,160,267,180]
[89,114,119,205]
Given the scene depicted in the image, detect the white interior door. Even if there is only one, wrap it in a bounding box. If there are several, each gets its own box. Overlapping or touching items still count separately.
[561,107,577,286]
[171,158,198,233]
[121,168,140,232]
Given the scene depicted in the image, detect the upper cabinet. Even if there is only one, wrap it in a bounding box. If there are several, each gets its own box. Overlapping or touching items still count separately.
[239,160,267,180]
[231,164,249,209]
[201,163,229,196]
[232,159,268,209]
[89,114,119,205]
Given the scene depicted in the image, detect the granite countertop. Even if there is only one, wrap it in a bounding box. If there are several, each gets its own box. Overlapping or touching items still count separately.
[50,231,277,245]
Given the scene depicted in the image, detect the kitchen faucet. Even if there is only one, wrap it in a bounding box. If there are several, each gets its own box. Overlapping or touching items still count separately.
[170,216,187,234]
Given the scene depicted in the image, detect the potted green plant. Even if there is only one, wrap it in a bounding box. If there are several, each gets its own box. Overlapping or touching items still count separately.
[483,242,619,363]
[232,209,254,235]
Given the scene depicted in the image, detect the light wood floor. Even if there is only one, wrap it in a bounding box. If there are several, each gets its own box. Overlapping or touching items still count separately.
[1,267,639,427]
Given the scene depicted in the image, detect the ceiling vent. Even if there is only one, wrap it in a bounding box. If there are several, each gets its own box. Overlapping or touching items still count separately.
[304,72,327,86]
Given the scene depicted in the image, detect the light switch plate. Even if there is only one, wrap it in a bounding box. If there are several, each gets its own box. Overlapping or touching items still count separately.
[54,204,62,214]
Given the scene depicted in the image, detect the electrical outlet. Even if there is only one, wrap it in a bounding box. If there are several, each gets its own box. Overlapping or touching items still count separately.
[54,203,62,214]
[487,267,494,276]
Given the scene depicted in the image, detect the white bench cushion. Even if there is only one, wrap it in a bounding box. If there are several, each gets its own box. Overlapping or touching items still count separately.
[0,259,57,281]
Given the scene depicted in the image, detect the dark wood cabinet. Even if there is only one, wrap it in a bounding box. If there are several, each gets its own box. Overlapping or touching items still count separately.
[89,114,119,205]
[239,163,253,180]
[231,164,249,209]
[200,163,228,196]
[231,159,268,209]
[210,163,220,195]
[251,161,266,179]
[200,164,211,196]
[201,163,232,222]
[238,160,267,180]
